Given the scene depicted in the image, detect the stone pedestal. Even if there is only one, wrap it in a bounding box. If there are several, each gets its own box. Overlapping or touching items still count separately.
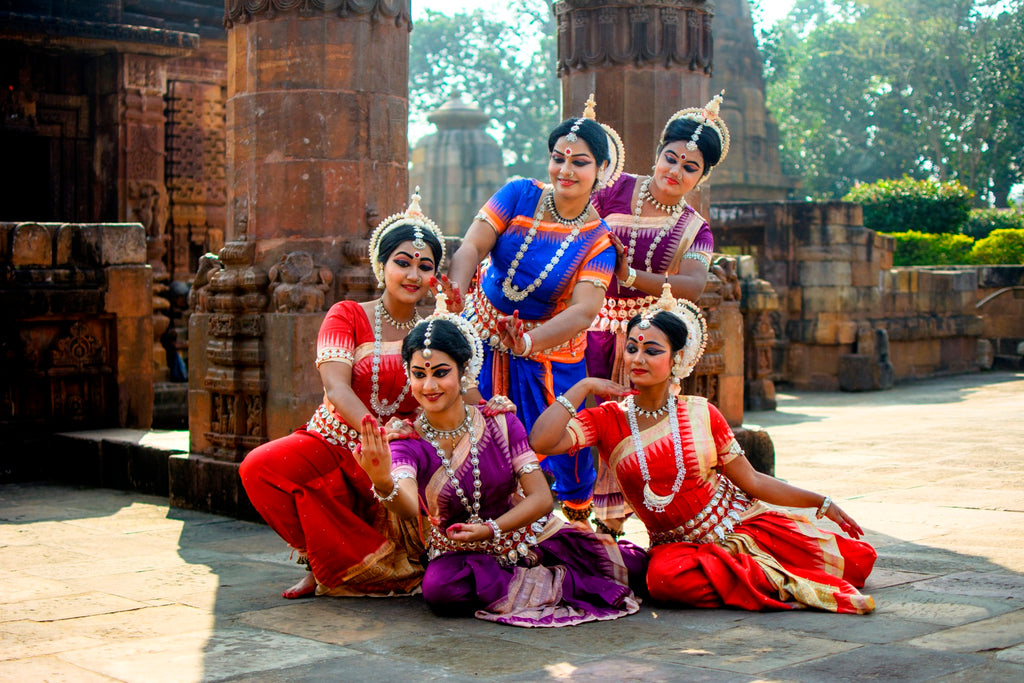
[1,222,152,480]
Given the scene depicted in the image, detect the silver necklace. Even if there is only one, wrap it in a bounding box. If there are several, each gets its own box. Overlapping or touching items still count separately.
[624,394,685,513]
[501,187,588,303]
[379,300,422,330]
[545,191,591,229]
[632,398,673,419]
[421,407,483,522]
[370,300,411,416]
[626,178,685,277]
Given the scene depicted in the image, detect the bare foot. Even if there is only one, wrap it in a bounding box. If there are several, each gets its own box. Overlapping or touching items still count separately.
[282,572,317,599]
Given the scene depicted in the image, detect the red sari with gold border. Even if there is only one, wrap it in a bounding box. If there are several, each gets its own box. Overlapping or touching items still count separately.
[567,396,876,614]
[240,300,426,596]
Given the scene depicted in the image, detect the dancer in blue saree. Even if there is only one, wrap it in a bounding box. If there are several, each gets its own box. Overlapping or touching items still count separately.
[445,97,625,525]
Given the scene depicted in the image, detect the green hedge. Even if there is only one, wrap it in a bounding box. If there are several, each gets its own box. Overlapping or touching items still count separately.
[844,177,974,235]
[886,229,1024,265]
[971,229,1024,265]
[962,209,1024,240]
[888,231,975,266]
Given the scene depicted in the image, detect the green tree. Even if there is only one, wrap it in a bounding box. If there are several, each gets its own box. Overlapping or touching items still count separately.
[409,0,560,180]
[762,0,1024,205]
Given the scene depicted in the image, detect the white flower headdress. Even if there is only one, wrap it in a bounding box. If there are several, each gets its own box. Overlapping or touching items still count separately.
[660,90,731,170]
[367,187,446,287]
[418,289,485,385]
[637,282,708,380]
[566,94,625,190]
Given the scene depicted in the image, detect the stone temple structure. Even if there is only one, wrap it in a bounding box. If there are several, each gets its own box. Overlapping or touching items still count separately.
[707,0,797,201]
[409,93,505,237]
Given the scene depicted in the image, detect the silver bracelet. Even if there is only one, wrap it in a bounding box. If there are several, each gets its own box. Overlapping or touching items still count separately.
[815,495,832,519]
[620,267,637,288]
[554,394,576,416]
[485,518,502,541]
[371,474,400,504]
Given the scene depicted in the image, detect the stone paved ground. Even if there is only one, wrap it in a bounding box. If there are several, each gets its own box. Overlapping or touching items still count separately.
[2,371,1023,682]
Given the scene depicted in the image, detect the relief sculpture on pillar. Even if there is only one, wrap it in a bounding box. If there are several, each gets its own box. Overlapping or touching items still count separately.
[267,251,333,313]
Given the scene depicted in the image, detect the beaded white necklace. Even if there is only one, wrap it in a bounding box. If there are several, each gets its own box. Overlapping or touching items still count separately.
[421,407,483,522]
[624,394,685,513]
[379,300,422,330]
[370,300,411,416]
[501,187,591,303]
[625,177,685,277]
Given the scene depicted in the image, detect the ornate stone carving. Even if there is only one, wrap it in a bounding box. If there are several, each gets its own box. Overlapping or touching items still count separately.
[51,321,104,368]
[555,1,712,75]
[224,0,412,29]
[198,239,269,461]
[267,251,333,313]
[166,79,227,282]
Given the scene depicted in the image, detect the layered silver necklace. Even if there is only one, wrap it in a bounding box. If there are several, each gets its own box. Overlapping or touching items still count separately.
[370,300,413,416]
[626,177,685,276]
[624,394,685,513]
[501,188,591,303]
[421,406,483,522]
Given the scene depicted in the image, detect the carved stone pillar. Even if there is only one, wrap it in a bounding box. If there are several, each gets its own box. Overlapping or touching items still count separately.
[121,54,173,381]
[178,1,413,516]
[223,0,412,267]
[555,1,713,179]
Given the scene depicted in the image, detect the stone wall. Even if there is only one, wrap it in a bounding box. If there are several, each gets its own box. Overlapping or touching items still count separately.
[0,221,152,479]
[713,201,985,390]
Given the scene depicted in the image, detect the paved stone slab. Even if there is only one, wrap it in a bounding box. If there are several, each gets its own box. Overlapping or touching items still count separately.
[0,655,120,682]
[771,643,986,682]
[0,619,107,662]
[630,624,860,675]
[2,591,150,623]
[738,607,946,645]
[2,372,1024,681]
[996,642,1024,665]
[56,627,354,683]
[904,608,1024,653]
[870,584,1020,627]
[500,656,758,682]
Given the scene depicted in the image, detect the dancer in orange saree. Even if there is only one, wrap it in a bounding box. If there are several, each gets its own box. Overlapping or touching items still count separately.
[531,284,876,613]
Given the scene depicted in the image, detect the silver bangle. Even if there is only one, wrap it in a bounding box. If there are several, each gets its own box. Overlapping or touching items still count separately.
[815,495,832,519]
[621,267,637,288]
[485,518,502,541]
[516,332,534,358]
[554,394,576,416]
[371,474,400,504]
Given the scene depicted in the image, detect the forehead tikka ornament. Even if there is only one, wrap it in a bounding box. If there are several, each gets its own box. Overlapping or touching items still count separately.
[368,186,446,287]
[638,282,709,380]
[661,91,731,165]
[414,287,485,384]
[564,93,625,189]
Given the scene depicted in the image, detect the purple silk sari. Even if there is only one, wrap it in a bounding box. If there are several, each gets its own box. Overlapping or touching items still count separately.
[390,409,644,627]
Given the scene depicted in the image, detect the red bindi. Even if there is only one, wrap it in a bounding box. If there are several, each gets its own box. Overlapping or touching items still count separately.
[424,361,430,368]
[638,334,645,341]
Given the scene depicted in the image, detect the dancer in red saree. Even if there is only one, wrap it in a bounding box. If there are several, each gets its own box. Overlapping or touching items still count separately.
[530,284,876,613]
[238,193,445,599]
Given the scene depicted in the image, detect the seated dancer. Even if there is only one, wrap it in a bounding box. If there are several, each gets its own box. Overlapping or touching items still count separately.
[238,192,445,599]
[358,292,644,627]
[444,95,626,527]
[530,284,877,613]
[588,93,729,537]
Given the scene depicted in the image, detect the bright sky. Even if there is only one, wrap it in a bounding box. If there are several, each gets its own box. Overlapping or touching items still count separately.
[411,1,795,30]
[408,1,794,143]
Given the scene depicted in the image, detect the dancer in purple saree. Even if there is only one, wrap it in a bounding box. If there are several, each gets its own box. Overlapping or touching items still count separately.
[358,295,643,627]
